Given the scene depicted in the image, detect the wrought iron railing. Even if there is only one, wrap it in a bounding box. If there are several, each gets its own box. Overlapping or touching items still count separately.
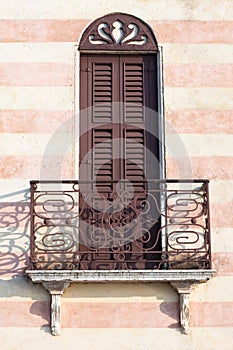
[29,179,212,270]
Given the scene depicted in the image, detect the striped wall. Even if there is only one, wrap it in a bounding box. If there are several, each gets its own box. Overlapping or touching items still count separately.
[0,1,232,349]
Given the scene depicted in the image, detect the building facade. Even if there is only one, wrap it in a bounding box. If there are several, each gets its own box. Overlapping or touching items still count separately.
[0,1,232,349]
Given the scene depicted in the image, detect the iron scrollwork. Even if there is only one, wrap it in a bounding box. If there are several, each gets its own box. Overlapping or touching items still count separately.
[29,180,211,271]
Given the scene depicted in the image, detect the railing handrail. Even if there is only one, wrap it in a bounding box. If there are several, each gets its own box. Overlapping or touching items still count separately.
[30,179,209,185]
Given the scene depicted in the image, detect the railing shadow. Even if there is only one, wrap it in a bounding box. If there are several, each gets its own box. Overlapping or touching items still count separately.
[0,188,30,278]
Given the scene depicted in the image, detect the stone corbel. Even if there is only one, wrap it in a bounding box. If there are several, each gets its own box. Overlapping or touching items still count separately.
[42,281,70,336]
[27,269,215,336]
[170,281,196,335]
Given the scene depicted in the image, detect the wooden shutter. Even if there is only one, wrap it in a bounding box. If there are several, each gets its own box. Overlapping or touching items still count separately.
[93,63,112,121]
[124,62,144,122]
[122,56,159,182]
[123,59,145,187]
[79,54,160,269]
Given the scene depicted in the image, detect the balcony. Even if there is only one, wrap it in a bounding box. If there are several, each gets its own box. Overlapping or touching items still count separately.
[28,179,212,272]
[26,179,215,335]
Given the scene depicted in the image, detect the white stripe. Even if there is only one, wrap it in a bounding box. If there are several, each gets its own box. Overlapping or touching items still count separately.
[0,180,30,198]
[212,228,233,252]
[0,327,232,348]
[63,276,233,303]
[0,87,73,110]
[0,133,74,155]
[1,275,232,302]
[0,277,176,301]
[165,87,233,110]
[0,179,231,202]
[210,180,233,204]
[163,44,233,64]
[192,276,233,302]
[1,133,232,157]
[0,0,232,20]
[0,43,75,63]
[166,134,233,157]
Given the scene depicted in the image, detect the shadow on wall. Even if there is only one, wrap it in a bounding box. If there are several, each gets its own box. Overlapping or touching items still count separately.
[0,188,30,278]
[0,188,181,331]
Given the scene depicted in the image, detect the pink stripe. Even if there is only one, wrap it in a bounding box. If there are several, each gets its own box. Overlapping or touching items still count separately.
[0,154,232,184]
[1,301,233,328]
[211,203,233,228]
[212,253,233,275]
[151,21,233,44]
[0,110,73,133]
[166,156,233,180]
[63,301,179,328]
[164,64,233,87]
[0,20,88,42]
[190,302,233,327]
[0,20,232,43]
[0,63,73,86]
[0,301,179,328]
[3,110,229,134]
[0,155,74,179]
[0,301,50,327]
[165,111,233,134]
[1,156,232,181]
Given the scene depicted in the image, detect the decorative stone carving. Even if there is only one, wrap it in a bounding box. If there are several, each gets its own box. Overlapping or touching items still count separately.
[42,281,70,336]
[170,281,197,334]
[179,293,190,334]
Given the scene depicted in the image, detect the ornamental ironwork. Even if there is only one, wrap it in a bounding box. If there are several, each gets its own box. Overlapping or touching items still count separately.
[28,179,212,271]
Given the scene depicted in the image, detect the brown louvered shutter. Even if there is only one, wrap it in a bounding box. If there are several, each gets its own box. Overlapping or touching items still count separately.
[80,55,118,187]
[122,55,159,182]
[79,54,160,269]
[123,59,145,187]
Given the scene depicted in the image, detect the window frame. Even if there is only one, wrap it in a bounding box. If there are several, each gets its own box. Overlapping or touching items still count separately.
[76,14,166,269]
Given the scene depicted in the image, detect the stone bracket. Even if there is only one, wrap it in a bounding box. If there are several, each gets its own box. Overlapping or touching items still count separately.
[41,281,70,336]
[27,269,215,336]
[170,281,197,335]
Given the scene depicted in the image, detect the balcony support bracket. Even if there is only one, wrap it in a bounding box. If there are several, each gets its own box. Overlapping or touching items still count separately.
[170,281,197,335]
[27,270,215,336]
[41,281,70,336]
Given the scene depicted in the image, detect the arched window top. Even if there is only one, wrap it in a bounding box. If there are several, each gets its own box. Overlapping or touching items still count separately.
[79,12,158,52]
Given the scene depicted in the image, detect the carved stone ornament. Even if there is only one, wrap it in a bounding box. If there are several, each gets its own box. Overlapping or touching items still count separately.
[42,281,70,336]
[79,13,158,51]
[170,281,197,335]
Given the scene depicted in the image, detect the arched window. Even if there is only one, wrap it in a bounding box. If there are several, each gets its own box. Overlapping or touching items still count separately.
[78,13,164,270]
